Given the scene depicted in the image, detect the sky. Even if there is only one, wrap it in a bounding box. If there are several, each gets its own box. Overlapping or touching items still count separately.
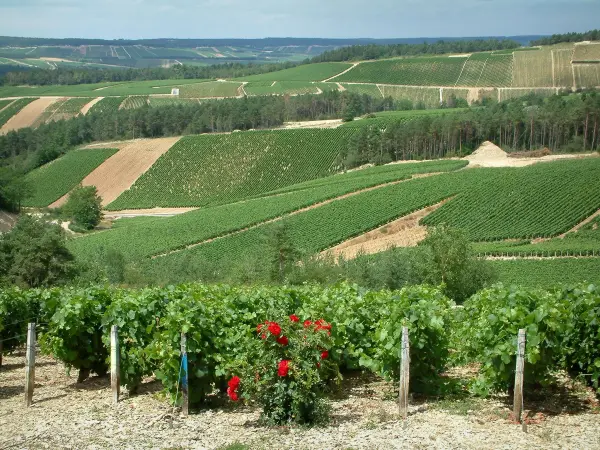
[1,0,599,40]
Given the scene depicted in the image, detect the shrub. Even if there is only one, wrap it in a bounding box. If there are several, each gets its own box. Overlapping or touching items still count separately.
[361,285,454,393]
[40,286,113,382]
[230,315,338,425]
[458,284,568,396]
[102,287,168,393]
[559,284,600,393]
[63,185,103,230]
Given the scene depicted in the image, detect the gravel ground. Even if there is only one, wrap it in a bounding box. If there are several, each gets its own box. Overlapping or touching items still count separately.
[1,352,599,450]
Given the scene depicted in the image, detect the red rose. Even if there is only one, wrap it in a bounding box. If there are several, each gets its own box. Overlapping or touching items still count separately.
[315,319,331,332]
[267,321,282,337]
[303,320,312,328]
[289,314,300,322]
[276,335,289,346]
[228,376,240,390]
[278,359,291,377]
[227,387,239,401]
[321,351,328,360]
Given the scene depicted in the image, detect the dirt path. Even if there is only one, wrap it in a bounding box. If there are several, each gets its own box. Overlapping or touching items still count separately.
[50,137,181,208]
[154,172,442,258]
[322,199,450,259]
[1,353,598,450]
[322,63,359,82]
[0,210,17,233]
[0,97,59,135]
[80,97,104,115]
[104,207,197,218]
[559,209,600,237]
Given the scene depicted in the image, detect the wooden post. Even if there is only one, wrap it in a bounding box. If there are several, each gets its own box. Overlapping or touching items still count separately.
[513,329,526,424]
[24,323,36,407]
[111,325,120,405]
[398,326,410,419]
[181,332,189,416]
[0,339,3,369]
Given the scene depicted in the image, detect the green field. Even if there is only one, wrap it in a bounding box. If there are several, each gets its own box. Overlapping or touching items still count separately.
[33,97,92,125]
[378,85,441,107]
[23,148,119,207]
[490,258,600,287]
[341,83,383,97]
[0,97,37,128]
[69,160,467,262]
[148,97,201,107]
[0,99,13,110]
[120,96,149,109]
[87,97,125,114]
[0,79,208,98]
[455,53,513,87]
[244,81,319,96]
[238,63,352,82]
[340,108,470,129]
[178,81,242,98]
[472,215,600,257]
[107,129,358,209]
[333,57,468,86]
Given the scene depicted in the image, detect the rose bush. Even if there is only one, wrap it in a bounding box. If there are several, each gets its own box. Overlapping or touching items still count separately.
[229,314,339,425]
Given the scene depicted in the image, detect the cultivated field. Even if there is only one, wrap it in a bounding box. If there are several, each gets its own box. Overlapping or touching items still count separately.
[238,62,353,82]
[179,81,243,98]
[0,97,56,134]
[60,137,181,207]
[23,148,119,207]
[107,129,358,209]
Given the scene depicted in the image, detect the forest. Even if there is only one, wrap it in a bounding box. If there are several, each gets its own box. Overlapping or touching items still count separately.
[311,39,520,62]
[341,90,600,167]
[531,29,600,46]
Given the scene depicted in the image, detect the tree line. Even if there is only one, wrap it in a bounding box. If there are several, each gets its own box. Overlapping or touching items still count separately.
[0,62,299,86]
[340,90,600,168]
[311,39,520,63]
[0,90,403,173]
[531,29,600,46]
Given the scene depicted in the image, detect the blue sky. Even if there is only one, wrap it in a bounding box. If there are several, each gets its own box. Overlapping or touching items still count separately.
[1,0,598,39]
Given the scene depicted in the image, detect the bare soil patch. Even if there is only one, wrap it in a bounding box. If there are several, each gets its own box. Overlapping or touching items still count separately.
[80,97,104,115]
[464,141,598,168]
[0,210,18,233]
[322,199,449,259]
[50,137,181,208]
[0,97,59,135]
[0,353,598,450]
[282,119,343,129]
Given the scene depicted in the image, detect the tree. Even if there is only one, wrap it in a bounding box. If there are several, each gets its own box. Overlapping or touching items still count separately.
[63,186,103,230]
[265,223,302,282]
[0,167,32,212]
[0,215,77,287]
[414,225,496,301]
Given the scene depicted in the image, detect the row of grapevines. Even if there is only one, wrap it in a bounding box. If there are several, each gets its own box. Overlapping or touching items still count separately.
[87,97,126,115]
[4,282,598,399]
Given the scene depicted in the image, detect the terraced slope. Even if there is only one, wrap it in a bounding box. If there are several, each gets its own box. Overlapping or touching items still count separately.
[107,129,358,209]
[23,148,118,207]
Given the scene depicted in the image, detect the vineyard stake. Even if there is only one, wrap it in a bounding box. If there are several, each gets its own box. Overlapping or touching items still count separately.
[513,329,526,425]
[111,325,120,405]
[0,339,3,369]
[24,323,36,407]
[181,332,189,416]
[399,326,410,419]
